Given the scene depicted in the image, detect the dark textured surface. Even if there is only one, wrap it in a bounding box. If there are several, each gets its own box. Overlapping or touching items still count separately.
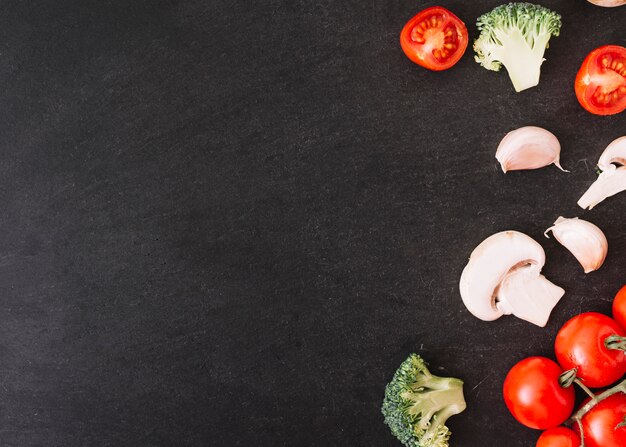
[0,0,624,446]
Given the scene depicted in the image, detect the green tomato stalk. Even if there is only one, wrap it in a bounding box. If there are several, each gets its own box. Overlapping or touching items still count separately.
[559,371,626,447]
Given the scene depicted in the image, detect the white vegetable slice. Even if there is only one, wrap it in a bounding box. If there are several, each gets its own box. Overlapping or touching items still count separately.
[459,231,564,327]
[578,137,626,209]
[496,265,565,327]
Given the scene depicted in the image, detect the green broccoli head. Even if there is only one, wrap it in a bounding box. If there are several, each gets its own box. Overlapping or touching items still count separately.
[382,354,466,447]
[473,3,562,92]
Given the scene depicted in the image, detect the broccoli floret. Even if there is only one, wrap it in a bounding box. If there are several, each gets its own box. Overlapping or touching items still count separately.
[473,2,562,92]
[382,354,466,447]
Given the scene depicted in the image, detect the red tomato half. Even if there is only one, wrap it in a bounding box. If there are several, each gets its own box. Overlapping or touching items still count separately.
[574,393,626,447]
[503,357,575,430]
[536,427,580,447]
[575,45,626,115]
[400,6,468,71]
[555,312,626,388]
[612,285,626,330]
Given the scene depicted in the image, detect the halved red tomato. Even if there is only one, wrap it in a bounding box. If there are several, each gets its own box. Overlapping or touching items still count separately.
[575,45,626,115]
[400,6,468,71]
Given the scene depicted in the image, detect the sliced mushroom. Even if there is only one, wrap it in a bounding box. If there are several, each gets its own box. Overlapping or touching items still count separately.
[578,136,626,209]
[495,126,566,173]
[545,217,608,273]
[459,231,564,327]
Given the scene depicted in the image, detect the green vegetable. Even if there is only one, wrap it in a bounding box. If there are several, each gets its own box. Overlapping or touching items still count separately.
[382,354,466,447]
[473,2,562,92]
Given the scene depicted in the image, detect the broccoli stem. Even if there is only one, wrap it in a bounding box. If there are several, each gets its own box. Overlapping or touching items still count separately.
[403,377,466,429]
[495,29,543,92]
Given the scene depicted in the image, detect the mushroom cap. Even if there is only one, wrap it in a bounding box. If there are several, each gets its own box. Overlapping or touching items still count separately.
[459,231,545,321]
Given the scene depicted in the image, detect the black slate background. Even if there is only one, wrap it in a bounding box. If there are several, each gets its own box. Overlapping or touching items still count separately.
[0,0,625,446]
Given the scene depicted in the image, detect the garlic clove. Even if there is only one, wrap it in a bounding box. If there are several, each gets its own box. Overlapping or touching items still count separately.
[496,126,567,173]
[578,136,626,209]
[545,217,608,273]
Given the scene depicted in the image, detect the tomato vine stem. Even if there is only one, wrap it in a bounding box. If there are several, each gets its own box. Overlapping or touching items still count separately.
[565,378,626,447]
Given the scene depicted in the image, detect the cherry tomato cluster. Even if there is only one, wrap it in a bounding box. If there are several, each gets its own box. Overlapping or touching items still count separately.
[503,285,626,447]
[400,7,626,115]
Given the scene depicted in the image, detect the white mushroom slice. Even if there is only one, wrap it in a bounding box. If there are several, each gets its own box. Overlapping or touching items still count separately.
[495,126,567,173]
[545,217,608,273]
[578,136,626,209]
[496,265,565,327]
[459,231,564,327]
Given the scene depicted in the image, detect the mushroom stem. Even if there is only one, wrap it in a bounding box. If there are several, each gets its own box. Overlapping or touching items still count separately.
[495,266,565,327]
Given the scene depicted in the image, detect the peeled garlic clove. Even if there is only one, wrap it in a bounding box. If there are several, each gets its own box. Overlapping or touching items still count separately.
[545,217,608,273]
[496,126,567,173]
[578,136,626,209]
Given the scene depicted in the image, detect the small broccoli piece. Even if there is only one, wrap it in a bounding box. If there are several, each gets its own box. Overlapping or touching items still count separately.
[473,2,562,92]
[382,354,466,447]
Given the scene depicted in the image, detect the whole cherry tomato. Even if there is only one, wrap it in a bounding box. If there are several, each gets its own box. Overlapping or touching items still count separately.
[574,393,626,447]
[400,6,468,71]
[503,357,575,430]
[574,45,626,116]
[612,285,626,330]
[536,427,580,447]
[555,312,626,388]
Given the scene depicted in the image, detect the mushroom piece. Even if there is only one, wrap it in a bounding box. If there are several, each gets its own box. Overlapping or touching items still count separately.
[459,231,565,327]
[545,217,608,273]
[578,136,626,210]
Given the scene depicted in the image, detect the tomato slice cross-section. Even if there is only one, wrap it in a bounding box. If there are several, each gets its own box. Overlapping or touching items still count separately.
[575,45,626,115]
[400,6,468,71]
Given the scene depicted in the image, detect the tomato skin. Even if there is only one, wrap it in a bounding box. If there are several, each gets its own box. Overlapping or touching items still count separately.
[503,357,575,430]
[399,6,468,71]
[574,45,626,115]
[574,393,626,447]
[555,312,626,388]
[536,427,580,447]
[612,285,626,330]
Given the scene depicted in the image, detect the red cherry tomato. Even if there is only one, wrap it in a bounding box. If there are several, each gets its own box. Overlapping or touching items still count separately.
[536,427,580,447]
[574,45,626,115]
[399,6,468,71]
[612,285,626,330]
[503,357,575,430]
[574,393,626,447]
[555,312,626,388]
